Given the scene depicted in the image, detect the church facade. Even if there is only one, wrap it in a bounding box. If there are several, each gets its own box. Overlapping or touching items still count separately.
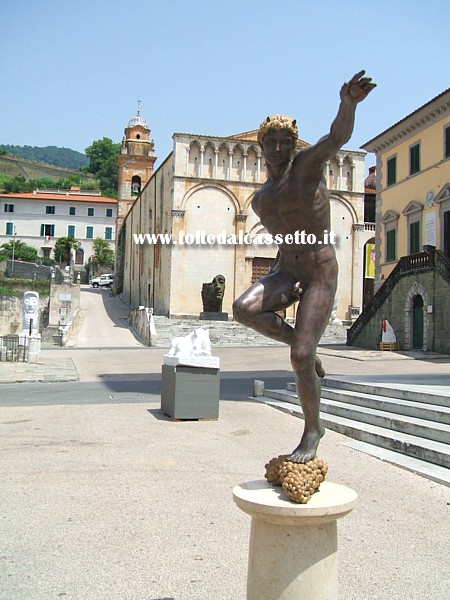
[117,116,371,321]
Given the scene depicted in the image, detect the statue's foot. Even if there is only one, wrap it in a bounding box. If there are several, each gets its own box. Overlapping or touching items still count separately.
[288,425,325,463]
[315,355,325,378]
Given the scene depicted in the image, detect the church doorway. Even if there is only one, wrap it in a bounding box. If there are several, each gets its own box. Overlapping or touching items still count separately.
[412,295,424,349]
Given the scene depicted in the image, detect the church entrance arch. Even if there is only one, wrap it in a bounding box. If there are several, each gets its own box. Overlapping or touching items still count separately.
[404,282,429,351]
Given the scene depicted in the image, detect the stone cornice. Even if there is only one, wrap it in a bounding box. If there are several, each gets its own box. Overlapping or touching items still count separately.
[362,89,450,153]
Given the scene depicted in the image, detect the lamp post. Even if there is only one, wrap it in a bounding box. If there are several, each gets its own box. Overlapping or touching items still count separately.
[11,226,17,276]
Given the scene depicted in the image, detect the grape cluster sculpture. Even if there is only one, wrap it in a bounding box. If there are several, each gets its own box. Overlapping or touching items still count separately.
[265,454,328,504]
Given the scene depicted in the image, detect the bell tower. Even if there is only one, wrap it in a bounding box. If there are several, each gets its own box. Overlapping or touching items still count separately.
[117,102,156,235]
[115,103,156,294]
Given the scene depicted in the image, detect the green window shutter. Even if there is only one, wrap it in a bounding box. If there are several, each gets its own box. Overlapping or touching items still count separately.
[387,157,396,186]
[386,228,396,261]
[410,144,420,175]
[445,126,450,159]
[410,221,420,254]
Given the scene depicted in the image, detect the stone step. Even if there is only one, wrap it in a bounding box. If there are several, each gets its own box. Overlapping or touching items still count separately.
[343,440,450,486]
[150,316,348,348]
[264,389,450,445]
[311,377,450,408]
[283,384,450,425]
[320,386,450,425]
[252,395,450,471]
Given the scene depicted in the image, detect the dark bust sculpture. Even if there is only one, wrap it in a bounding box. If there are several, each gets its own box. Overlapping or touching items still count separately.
[202,274,226,313]
[233,71,376,463]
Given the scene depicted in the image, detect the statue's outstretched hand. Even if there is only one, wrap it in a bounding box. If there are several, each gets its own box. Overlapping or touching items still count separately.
[340,70,376,105]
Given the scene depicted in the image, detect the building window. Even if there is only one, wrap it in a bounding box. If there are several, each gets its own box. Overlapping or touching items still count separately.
[4,203,14,213]
[386,228,396,262]
[40,224,55,238]
[386,156,396,186]
[131,175,142,195]
[105,227,113,240]
[86,226,94,239]
[403,200,423,256]
[5,222,14,235]
[382,210,399,264]
[68,225,75,237]
[106,208,113,217]
[46,205,55,214]
[445,124,450,159]
[409,220,421,254]
[87,207,95,217]
[409,143,420,175]
[69,206,76,216]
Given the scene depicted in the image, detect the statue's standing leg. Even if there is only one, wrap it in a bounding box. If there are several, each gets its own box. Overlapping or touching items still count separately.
[288,262,337,463]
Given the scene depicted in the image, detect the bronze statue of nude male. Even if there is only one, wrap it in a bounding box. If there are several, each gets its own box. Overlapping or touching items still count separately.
[233,71,376,464]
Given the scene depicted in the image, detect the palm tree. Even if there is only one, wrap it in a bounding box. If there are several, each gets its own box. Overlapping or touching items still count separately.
[53,236,80,265]
[91,237,114,267]
[1,239,38,262]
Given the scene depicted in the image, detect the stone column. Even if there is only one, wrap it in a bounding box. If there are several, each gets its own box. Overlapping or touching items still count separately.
[214,149,219,179]
[233,480,357,600]
[234,214,248,301]
[200,145,205,178]
[185,147,190,175]
[171,210,186,242]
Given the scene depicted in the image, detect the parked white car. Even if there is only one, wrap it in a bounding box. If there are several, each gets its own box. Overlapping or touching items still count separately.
[90,274,114,288]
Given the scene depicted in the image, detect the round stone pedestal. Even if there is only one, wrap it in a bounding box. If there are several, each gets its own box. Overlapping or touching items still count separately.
[233,480,357,600]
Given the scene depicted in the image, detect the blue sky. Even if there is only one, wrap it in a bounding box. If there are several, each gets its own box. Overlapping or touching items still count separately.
[1,0,449,170]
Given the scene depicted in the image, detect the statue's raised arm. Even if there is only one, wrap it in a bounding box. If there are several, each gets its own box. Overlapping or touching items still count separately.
[294,70,376,172]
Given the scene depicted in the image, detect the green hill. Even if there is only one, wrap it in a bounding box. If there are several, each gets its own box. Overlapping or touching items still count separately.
[0,144,89,170]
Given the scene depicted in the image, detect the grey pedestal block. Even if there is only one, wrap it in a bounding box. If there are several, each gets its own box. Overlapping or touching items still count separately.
[161,364,220,419]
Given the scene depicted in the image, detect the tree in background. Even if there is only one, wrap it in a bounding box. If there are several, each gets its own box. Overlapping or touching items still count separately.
[0,174,99,194]
[91,237,115,268]
[0,239,38,262]
[53,236,79,265]
[84,137,120,198]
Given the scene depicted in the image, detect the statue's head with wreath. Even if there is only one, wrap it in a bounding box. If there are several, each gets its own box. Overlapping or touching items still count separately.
[257,114,298,148]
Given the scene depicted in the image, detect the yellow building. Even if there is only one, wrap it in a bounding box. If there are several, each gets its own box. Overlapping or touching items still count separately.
[362,88,450,283]
[349,89,450,352]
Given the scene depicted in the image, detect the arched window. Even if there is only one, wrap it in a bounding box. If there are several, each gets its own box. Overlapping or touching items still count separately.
[131,175,142,195]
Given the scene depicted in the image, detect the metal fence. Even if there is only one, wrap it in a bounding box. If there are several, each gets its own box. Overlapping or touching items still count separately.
[0,334,29,362]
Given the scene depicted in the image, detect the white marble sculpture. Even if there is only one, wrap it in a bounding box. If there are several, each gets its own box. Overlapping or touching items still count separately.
[329,297,342,325]
[163,328,219,368]
[22,290,39,335]
[381,320,397,343]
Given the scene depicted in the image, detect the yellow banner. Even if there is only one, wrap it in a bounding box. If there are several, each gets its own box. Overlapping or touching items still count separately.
[365,243,375,278]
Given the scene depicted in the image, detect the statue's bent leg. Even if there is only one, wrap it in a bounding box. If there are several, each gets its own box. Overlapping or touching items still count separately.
[233,271,297,345]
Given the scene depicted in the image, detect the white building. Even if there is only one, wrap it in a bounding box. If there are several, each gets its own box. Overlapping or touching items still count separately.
[0,188,117,266]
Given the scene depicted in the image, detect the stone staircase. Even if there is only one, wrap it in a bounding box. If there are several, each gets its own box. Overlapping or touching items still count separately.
[150,316,348,348]
[252,377,450,485]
